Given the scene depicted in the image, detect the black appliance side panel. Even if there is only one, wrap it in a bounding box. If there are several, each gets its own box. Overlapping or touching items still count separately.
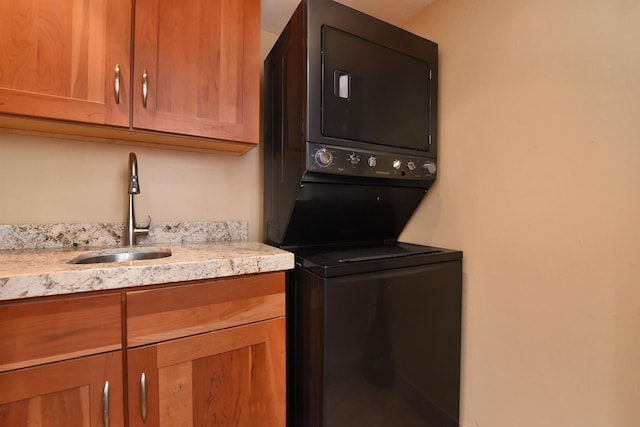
[263,4,306,246]
[289,267,324,427]
[282,182,428,248]
[292,258,463,427]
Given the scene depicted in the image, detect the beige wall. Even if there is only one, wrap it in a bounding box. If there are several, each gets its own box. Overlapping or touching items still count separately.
[401,0,640,426]
[0,135,264,238]
[0,30,279,242]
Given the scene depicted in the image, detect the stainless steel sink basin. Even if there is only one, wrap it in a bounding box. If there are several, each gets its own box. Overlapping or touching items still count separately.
[69,247,172,264]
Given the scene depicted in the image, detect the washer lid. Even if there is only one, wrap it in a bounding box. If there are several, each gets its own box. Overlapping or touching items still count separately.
[295,242,462,277]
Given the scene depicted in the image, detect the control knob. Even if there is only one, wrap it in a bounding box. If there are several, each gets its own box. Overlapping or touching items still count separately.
[367,156,377,167]
[407,161,416,171]
[347,153,361,166]
[422,161,437,175]
[315,148,333,167]
[392,159,402,170]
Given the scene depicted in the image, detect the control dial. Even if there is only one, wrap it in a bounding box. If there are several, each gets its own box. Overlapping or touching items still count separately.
[422,161,437,175]
[367,156,377,168]
[347,153,361,166]
[392,159,402,170]
[407,161,416,171]
[315,148,333,167]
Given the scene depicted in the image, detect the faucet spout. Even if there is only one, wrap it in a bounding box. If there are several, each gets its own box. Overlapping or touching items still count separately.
[129,152,140,194]
[125,153,150,247]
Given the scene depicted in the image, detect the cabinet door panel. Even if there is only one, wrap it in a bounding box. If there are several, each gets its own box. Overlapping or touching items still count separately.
[0,0,130,125]
[0,386,90,426]
[133,0,259,144]
[0,351,124,427]
[128,318,285,427]
[190,344,256,426]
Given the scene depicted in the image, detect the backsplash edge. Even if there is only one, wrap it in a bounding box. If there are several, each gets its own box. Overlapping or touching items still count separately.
[0,221,249,250]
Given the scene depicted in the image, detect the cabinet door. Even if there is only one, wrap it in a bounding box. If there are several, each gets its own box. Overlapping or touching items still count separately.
[127,318,285,427]
[0,351,124,427]
[132,0,260,144]
[0,0,131,126]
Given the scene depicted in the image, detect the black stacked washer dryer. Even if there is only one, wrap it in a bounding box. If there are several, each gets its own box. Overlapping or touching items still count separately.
[263,1,462,426]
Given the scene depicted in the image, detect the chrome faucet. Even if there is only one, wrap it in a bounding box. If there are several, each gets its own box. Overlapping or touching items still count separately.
[125,152,151,247]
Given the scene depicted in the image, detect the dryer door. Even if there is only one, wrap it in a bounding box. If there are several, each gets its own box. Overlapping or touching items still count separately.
[321,26,433,152]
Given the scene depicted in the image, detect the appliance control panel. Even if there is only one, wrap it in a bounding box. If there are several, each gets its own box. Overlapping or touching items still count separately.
[307,142,436,180]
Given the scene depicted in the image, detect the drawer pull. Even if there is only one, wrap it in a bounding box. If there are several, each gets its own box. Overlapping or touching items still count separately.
[141,372,147,422]
[142,70,148,108]
[114,65,121,104]
[102,380,110,427]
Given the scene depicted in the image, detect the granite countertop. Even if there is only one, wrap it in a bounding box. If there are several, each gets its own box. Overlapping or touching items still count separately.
[0,222,294,302]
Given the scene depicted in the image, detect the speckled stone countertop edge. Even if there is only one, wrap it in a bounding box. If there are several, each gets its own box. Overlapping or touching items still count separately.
[0,241,294,302]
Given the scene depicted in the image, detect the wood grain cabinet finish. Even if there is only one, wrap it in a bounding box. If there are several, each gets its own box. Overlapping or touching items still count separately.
[0,293,122,372]
[0,272,286,427]
[133,0,260,145]
[0,351,124,427]
[127,318,285,427]
[0,293,124,426]
[0,0,260,154]
[0,0,131,126]
[126,272,286,347]
[125,273,286,427]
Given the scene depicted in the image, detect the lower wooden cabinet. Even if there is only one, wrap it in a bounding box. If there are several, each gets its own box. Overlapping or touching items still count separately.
[0,272,286,427]
[127,318,285,427]
[0,292,124,426]
[0,293,122,373]
[126,272,286,427]
[0,351,124,427]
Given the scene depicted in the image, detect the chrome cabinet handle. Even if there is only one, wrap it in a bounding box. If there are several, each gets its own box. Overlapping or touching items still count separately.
[140,372,147,422]
[102,381,110,427]
[142,70,148,108]
[114,65,121,104]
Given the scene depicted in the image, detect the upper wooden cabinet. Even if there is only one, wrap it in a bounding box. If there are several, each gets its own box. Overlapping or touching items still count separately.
[0,0,131,126]
[0,0,260,154]
[133,0,260,144]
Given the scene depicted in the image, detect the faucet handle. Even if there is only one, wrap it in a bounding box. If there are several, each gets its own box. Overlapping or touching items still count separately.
[135,215,152,233]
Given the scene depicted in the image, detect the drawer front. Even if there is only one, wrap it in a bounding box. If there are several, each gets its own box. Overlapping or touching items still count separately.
[0,293,122,372]
[126,272,285,347]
